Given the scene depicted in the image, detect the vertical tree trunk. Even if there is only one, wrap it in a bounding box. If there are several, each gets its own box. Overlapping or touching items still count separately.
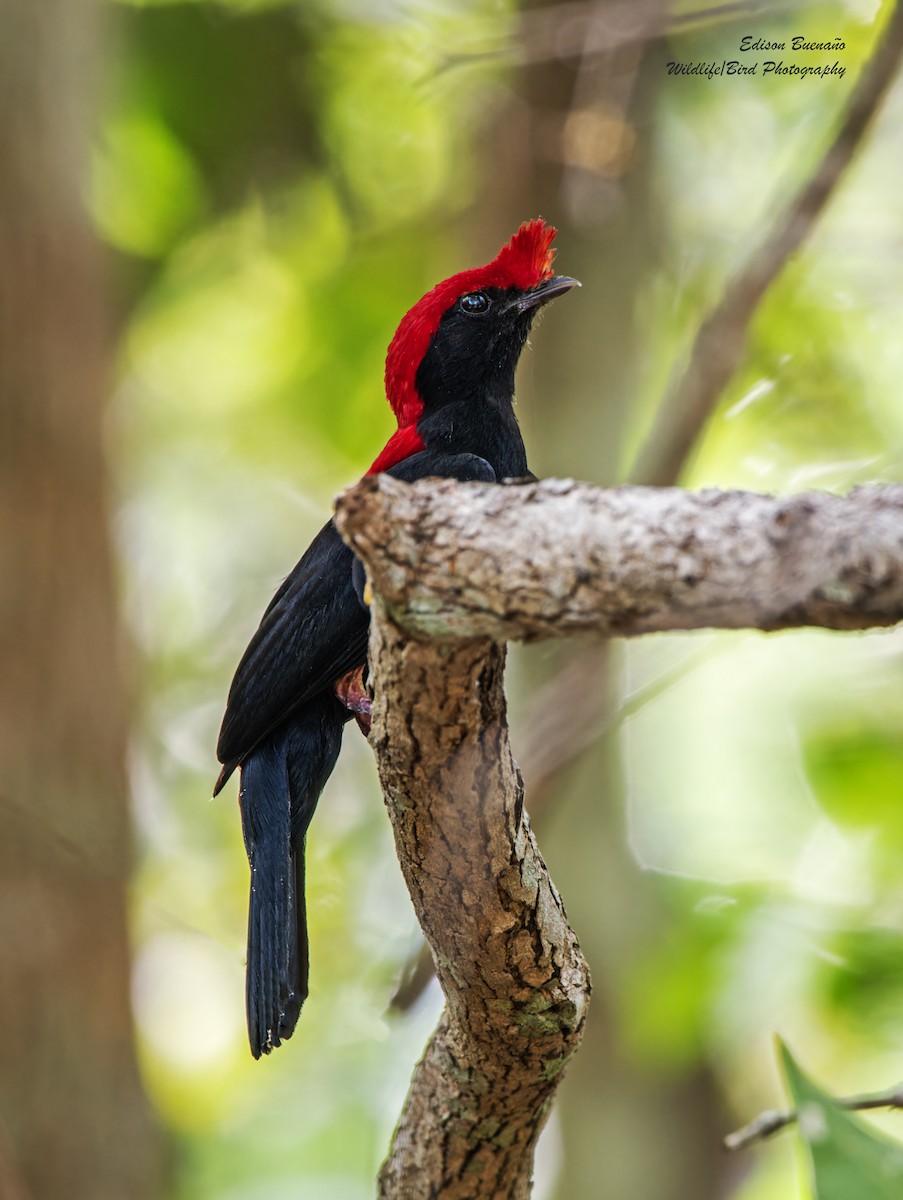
[0,3,164,1196]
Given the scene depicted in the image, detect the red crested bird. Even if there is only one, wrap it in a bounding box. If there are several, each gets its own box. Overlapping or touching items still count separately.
[215,219,578,1058]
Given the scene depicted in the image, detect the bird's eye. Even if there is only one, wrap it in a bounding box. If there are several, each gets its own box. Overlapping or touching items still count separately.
[459,291,491,315]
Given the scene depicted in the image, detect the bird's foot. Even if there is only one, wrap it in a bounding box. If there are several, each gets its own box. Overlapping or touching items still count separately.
[334,666,372,735]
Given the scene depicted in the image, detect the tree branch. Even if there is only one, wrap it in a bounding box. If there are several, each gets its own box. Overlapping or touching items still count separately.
[338,474,903,1192]
[336,476,903,643]
[368,611,590,1198]
[724,1082,903,1152]
[630,0,903,486]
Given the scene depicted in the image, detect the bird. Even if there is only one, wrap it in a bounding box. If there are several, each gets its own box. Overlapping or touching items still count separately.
[215,219,579,1058]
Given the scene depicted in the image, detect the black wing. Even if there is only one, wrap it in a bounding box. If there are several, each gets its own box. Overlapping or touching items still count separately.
[215,450,497,788]
[216,519,365,786]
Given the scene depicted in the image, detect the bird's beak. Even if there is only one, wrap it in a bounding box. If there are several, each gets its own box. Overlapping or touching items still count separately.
[510,275,581,314]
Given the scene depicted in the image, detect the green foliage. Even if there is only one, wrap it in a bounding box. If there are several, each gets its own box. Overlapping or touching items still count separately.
[780,1042,903,1200]
[110,3,322,213]
[91,107,207,255]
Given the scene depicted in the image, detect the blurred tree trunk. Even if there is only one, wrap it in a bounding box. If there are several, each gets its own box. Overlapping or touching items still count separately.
[0,2,164,1197]
[474,2,727,1195]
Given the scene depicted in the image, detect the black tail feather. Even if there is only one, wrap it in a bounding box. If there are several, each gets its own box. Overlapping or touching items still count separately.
[240,740,293,1058]
[277,846,307,1041]
[238,696,346,1058]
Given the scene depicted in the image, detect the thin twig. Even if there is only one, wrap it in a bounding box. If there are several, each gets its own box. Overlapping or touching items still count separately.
[631,0,903,486]
[725,1084,903,1151]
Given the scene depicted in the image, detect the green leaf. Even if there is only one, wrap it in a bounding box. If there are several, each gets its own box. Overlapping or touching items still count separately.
[779,1040,903,1200]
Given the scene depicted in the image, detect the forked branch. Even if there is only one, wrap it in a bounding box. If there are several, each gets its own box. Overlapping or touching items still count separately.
[334,474,903,1196]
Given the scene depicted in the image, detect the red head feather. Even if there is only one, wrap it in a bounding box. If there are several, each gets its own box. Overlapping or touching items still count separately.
[383,219,557,432]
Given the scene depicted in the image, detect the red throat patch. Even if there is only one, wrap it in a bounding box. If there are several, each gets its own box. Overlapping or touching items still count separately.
[367,424,425,475]
[381,219,558,435]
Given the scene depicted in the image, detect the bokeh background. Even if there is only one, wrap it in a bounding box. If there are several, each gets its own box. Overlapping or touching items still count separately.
[3,0,903,1197]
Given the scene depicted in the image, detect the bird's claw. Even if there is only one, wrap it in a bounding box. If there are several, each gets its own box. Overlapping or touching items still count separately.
[334,666,372,735]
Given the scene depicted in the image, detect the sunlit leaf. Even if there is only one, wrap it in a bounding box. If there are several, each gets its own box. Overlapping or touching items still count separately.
[780,1041,903,1200]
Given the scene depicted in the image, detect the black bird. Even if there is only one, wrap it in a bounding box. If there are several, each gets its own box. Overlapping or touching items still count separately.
[215,219,578,1057]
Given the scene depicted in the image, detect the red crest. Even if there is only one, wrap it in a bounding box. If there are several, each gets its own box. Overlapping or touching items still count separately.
[382,220,558,432]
